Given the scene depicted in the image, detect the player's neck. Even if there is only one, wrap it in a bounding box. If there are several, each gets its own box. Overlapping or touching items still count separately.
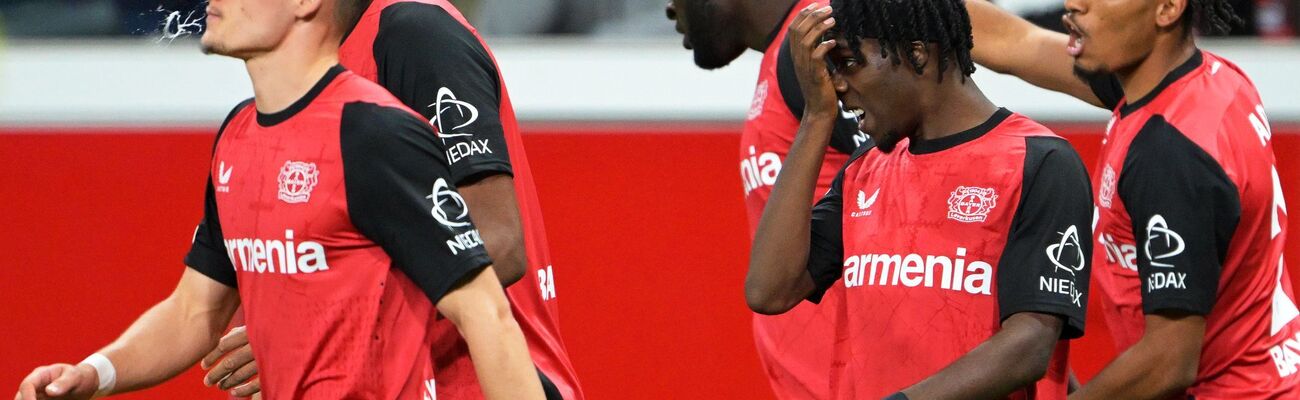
[245,32,342,115]
[914,77,999,142]
[1116,36,1197,105]
[743,0,800,51]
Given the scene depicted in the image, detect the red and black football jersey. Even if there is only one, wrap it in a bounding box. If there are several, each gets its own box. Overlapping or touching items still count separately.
[1087,50,1300,399]
[741,1,863,397]
[339,1,580,398]
[805,109,1092,399]
[186,67,493,399]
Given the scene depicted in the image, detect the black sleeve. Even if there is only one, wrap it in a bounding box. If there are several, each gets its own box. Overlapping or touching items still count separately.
[340,102,494,304]
[776,37,866,154]
[806,143,875,303]
[996,136,1093,339]
[1119,117,1240,316]
[183,98,252,288]
[1085,73,1124,110]
[373,2,512,185]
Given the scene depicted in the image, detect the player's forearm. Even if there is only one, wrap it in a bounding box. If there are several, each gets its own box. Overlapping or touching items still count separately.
[745,116,835,314]
[459,174,528,287]
[1070,333,1199,399]
[902,313,1062,400]
[440,267,544,400]
[98,285,240,394]
[965,0,1040,75]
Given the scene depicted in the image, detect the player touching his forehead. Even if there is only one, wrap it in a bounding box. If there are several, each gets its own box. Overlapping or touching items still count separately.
[13,0,544,399]
[666,0,863,397]
[746,0,1094,398]
[966,0,1299,398]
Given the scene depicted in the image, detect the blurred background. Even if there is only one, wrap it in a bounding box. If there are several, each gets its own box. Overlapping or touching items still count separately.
[1,1,1299,400]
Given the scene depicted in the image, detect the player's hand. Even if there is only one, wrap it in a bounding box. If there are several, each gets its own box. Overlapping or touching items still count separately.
[15,363,98,400]
[201,326,261,397]
[787,3,839,121]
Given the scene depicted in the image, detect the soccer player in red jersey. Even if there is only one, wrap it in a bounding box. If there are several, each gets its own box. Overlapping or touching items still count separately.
[13,0,546,399]
[666,1,862,397]
[746,1,1094,399]
[197,1,581,398]
[965,0,1299,398]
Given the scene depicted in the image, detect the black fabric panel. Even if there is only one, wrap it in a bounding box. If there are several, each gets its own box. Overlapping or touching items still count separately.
[1119,116,1239,316]
[538,368,563,400]
[374,2,512,184]
[996,136,1093,339]
[340,102,493,304]
[775,36,865,155]
[183,98,253,288]
[806,141,875,303]
[1086,73,1124,111]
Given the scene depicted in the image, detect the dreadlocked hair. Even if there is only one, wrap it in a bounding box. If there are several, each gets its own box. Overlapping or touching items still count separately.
[830,0,976,82]
[1182,0,1243,36]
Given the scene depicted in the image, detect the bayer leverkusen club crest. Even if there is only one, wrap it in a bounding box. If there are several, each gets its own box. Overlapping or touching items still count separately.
[947,186,997,223]
[277,161,319,204]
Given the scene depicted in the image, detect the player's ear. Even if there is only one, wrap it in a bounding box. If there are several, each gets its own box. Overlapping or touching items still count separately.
[1154,0,1187,30]
[293,0,325,20]
[907,41,929,75]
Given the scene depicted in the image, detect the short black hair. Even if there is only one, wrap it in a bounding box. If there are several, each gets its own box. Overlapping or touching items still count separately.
[831,0,976,81]
[1182,0,1243,35]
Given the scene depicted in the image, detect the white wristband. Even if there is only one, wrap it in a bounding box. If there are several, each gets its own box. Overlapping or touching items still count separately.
[78,353,117,396]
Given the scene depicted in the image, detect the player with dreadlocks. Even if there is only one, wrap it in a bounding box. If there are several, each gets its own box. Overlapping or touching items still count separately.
[967,0,1298,398]
[746,0,1093,398]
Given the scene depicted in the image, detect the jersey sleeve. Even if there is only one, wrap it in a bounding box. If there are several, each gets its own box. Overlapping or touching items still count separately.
[183,98,252,288]
[996,136,1093,339]
[1119,116,1240,316]
[776,37,865,154]
[340,102,494,304]
[806,143,874,303]
[1085,73,1124,110]
[373,2,511,185]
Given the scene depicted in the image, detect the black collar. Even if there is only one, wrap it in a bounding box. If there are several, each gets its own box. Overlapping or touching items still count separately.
[909,108,1011,155]
[256,65,346,127]
[1119,50,1202,117]
[762,1,803,50]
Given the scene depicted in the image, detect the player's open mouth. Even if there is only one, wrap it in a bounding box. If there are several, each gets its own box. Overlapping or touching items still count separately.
[1063,15,1084,57]
[847,107,865,119]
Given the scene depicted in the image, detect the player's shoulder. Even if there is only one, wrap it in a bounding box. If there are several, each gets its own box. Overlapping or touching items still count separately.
[219,97,256,134]
[989,110,1060,140]
[375,0,476,39]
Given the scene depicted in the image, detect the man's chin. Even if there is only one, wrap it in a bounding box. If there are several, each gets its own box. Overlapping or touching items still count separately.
[693,52,735,70]
[1071,61,1111,81]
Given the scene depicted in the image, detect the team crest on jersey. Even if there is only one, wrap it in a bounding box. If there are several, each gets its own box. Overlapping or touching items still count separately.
[1098,165,1116,208]
[277,161,319,204]
[747,80,768,121]
[947,186,997,223]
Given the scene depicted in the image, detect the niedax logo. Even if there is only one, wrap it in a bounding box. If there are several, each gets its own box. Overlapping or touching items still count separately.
[428,87,478,141]
[1145,214,1185,268]
[947,186,997,223]
[851,188,879,218]
[427,178,470,228]
[277,161,319,204]
[1046,225,1086,276]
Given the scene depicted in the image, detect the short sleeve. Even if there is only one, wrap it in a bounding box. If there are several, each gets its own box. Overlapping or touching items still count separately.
[373,2,512,185]
[1119,117,1240,316]
[340,102,494,304]
[183,99,251,288]
[996,136,1093,339]
[806,143,875,303]
[776,37,866,154]
[1086,73,1124,110]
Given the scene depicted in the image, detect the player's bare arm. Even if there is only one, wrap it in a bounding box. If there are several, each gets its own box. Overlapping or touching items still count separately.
[745,4,839,314]
[459,174,527,286]
[964,0,1105,108]
[1070,314,1205,399]
[901,312,1065,399]
[437,265,545,400]
[16,268,240,400]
